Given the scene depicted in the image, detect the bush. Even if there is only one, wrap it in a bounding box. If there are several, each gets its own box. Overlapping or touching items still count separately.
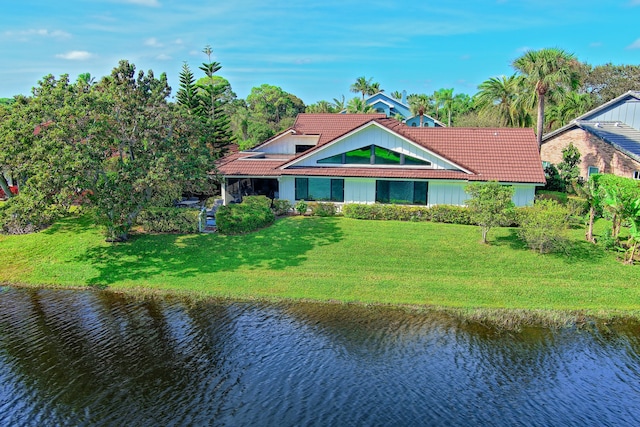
[137,207,201,233]
[342,204,431,221]
[517,199,569,254]
[0,193,64,234]
[242,195,272,209]
[536,190,568,204]
[308,202,337,217]
[295,200,308,215]
[216,200,275,234]
[271,199,292,216]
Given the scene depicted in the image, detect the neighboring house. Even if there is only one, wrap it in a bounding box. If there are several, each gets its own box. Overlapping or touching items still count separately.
[347,92,445,128]
[541,90,640,181]
[217,114,545,207]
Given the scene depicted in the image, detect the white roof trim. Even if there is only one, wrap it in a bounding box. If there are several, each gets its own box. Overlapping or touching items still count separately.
[279,121,473,174]
[251,129,296,151]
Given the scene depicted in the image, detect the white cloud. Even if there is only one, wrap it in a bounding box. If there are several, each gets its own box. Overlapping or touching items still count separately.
[627,38,640,49]
[55,51,94,60]
[4,28,71,40]
[144,37,163,47]
[156,53,172,60]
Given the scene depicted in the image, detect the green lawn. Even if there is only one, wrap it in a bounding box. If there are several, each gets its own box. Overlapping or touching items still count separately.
[1,213,639,316]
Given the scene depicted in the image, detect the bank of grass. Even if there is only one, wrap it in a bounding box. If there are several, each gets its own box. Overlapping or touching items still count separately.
[1,212,639,328]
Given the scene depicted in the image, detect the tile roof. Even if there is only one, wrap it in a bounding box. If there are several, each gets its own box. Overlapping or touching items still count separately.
[218,114,545,184]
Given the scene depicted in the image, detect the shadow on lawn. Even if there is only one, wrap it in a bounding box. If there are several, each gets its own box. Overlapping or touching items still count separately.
[41,212,97,235]
[492,228,606,263]
[77,217,344,287]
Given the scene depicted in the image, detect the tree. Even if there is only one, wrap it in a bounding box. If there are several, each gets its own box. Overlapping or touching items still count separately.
[512,48,580,148]
[474,74,529,127]
[465,181,515,244]
[246,84,305,132]
[332,95,346,111]
[390,91,403,101]
[573,174,603,243]
[367,82,381,95]
[557,143,581,191]
[580,63,640,105]
[350,76,374,99]
[597,174,640,242]
[345,97,375,113]
[545,91,592,131]
[407,94,431,127]
[306,100,336,113]
[625,199,640,265]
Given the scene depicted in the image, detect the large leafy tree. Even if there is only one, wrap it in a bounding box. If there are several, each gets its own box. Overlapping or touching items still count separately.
[580,63,640,105]
[512,48,581,149]
[246,84,305,133]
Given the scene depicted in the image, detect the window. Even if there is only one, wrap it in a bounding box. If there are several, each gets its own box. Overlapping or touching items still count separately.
[634,171,640,180]
[317,145,430,166]
[588,166,599,176]
[295,145,314,154]
[376,180,428,205]
[295,178,344,202]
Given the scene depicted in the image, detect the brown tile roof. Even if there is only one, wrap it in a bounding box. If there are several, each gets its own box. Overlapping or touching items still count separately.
[217,114,545,184]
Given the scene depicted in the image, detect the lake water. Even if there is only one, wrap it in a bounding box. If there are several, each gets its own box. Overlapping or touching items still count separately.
[1,287,640,426]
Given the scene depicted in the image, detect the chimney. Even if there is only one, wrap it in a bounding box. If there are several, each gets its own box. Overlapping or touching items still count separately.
[401,90,407,105]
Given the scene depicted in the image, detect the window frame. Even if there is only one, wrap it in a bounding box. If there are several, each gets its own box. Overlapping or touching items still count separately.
[295,177,344,202]
[375,180,429,205]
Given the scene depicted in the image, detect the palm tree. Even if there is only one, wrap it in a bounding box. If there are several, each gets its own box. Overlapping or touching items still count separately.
[306,100,336,113]
[407,94,431,127]
[545,91,592,131]
[367,82,382,96]
[390,91,403,101]
[346,97,375,113]
[474,75,526,127]
[512,48,580,149]
[332,95,346,111]
[439,88,454,127]
[350,76,373,99]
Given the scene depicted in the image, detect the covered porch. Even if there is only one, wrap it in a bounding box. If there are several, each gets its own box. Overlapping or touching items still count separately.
[223,177,279,204]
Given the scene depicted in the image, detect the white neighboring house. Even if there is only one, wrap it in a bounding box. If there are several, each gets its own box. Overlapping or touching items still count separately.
[217,114,546,207]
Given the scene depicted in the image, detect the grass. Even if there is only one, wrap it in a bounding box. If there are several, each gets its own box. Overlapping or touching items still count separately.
[1,213,639,327]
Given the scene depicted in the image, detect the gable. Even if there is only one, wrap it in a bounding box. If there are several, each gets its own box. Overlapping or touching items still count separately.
[286,123,465,171]
[584,98,640,130]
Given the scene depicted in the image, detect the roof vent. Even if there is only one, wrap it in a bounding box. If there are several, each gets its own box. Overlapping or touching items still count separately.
[614,122,620,127]
[595,122,600,127]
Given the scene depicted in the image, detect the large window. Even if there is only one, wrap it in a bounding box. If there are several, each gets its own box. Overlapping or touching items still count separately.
[376,180,428,205]
[295,178,344,202]
[317,145,430,166]
[588,166,599,177]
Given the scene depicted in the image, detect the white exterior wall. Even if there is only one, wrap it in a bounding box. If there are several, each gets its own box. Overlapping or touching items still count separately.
[277,176,538,207]
[278,177,296,203]
[294,125,459,170]
[259,135,319,154]
[428,181,469,206]
[344,179,376,204]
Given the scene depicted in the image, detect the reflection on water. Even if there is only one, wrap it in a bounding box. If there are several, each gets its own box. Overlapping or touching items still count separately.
[1,287,639,426]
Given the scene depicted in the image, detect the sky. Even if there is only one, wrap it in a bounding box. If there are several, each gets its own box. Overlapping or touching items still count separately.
[1,0,640,104]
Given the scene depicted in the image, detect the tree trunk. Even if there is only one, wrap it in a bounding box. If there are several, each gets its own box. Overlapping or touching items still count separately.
[586,206,595,243]
[536,92,545,151]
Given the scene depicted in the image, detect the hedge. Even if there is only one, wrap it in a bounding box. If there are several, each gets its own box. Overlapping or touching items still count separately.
[138,207,202,233]
[342,203,471,224]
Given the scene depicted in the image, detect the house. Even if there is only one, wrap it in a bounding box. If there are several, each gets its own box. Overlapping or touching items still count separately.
[216,114,545,207]
[541,91,640,181]
[349,92,445,128]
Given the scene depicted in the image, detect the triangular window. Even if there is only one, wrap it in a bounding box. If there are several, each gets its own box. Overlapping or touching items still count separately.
[317,145,430,166]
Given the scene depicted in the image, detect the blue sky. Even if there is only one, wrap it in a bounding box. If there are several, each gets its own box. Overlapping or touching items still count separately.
[2,0,640,104]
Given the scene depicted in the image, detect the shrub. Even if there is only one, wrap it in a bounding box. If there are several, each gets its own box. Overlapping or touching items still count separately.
[137,207,201,233]
[427,205,474,225]
[271,199,292,216]
[242,195,272,209]
[535,190,568,204]
[308,202,337,217]
[295,200,308,215]
[465,182,515,243]
[216,200,275,234]
[517,199,569,254]
[342,204,431,221]
[0,193,64,234]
